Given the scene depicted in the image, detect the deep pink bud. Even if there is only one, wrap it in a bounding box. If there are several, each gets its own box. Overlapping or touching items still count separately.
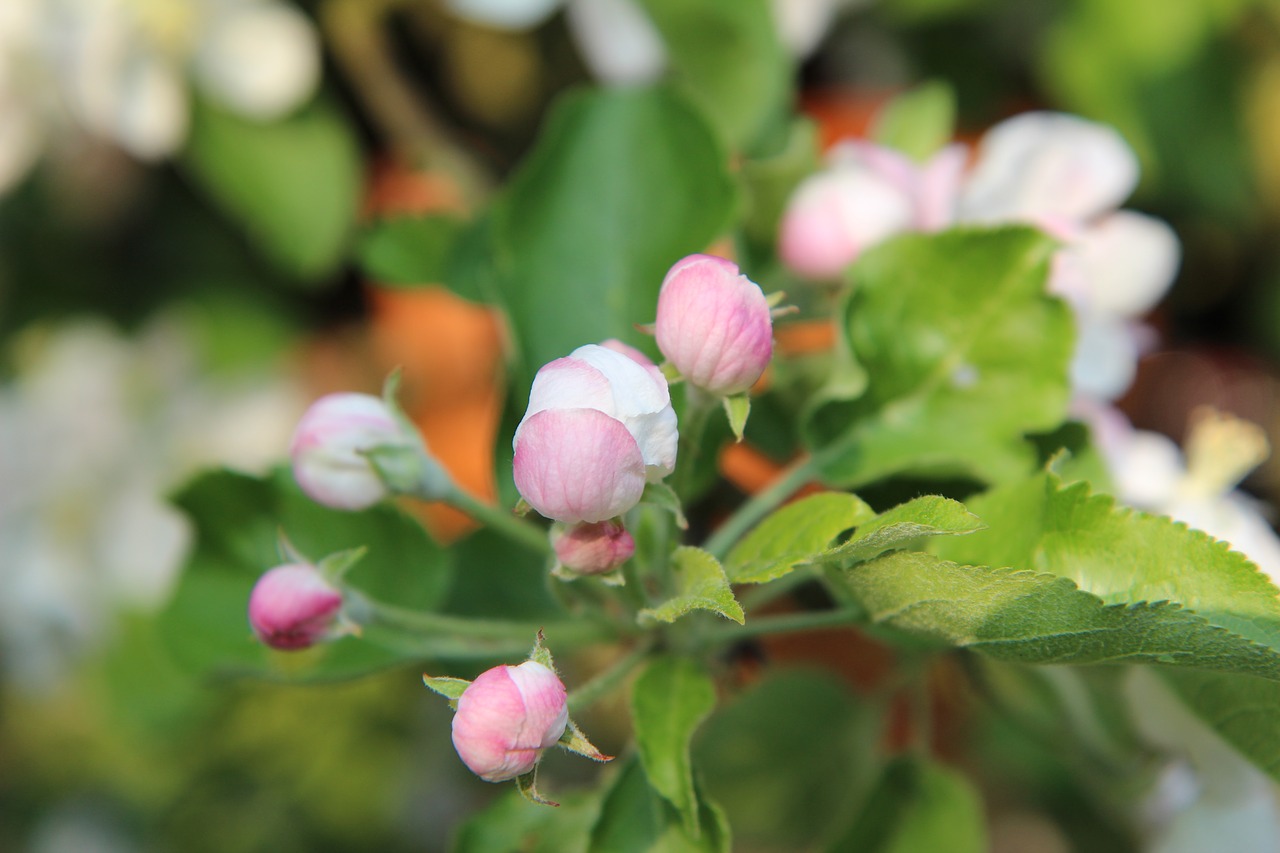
[655,254,773,396]
[513,408,646,523]
[553,520,636,574]
[452,660,569,782]
[247,563,344,650]
[290,393,406,510]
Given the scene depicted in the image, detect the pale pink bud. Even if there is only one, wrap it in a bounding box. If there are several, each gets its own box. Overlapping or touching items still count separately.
[513,344,677,523]
[247,563,344,651]
[290,393,407,510]
[513,408,647,523]
[655,254,773,396]
[779,164,915,279]
[553,520,636,574]
[452,660,569,782]
[960,112,1139,225]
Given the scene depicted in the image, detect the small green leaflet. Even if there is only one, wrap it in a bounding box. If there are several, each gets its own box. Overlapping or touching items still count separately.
[727,493,875,583]
[640,547,744,625]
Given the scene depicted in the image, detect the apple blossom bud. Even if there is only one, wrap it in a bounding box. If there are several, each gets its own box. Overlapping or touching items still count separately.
[514,408,647,523]
[553,520,636,574]
[452,660,569,783]
[779,165,915,280]
[513,344,677,523]
[290,393,414,511]
[655,254,773,396]
[247,563,345,650]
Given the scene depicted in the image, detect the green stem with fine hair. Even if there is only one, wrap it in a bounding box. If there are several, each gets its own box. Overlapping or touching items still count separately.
[566,639,656,714]
[703,455,822,559]
[698,606,865,648]
[445,486,553,556]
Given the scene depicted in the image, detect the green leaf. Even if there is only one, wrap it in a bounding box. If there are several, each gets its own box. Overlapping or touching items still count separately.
[807,227,1073,489]
[694,671,880,849]
[870,81,957,162]
[495,86,736,394]
[158,468,453,681]
[182,99,360,282]
[722,394,750,442]
[1161,670,1280,781]
[842,550,1280,681]
[814,495,983,566]
[355,215,461,286]
[640,547,744,625]
[726,492,875,584]
[638,0,790,150]
[632,657,717,833]
[589,757,731,853]
[454,787,600,853]
[825,757,987,853]
[933,471,1280,653]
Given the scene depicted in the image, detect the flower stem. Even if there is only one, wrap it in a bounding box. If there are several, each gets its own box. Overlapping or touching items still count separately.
[566,639,655,714]
[349,593,613,660]
[699,606,864,647]
[445,487,553,556]
[703,455,821,559]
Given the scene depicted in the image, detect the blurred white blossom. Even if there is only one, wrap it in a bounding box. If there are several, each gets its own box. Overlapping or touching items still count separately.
[1081,401,1280,583]
[0,315,306,689]
[0,0,319,195]
[447,0,852,86]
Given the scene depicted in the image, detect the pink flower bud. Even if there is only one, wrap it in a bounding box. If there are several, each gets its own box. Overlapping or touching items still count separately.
[655,254,773,396]
[452,660,569,783]
[513,344,677,523]
[553,520,636,574]
[514,408,647,523]
[779,165,914,280]
[247,563,344,650]
[290,393,408,510]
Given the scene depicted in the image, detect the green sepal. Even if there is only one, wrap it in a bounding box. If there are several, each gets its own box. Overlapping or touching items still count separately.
[641,481,689,530]
[422,674,470,702]
[513,497,534,518]
[516,767,559,808]
[316,546,368,583]
[557,717,613,763]
[722,395,751,442]
[530,630,556,671]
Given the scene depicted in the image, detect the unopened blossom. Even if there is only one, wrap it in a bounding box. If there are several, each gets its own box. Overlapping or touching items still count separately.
[553,520,635,575]
[514,344,676,523]
[778,142,966,280]
[655,254,774,396]
[451,660,568,782]
[290,393,415,511]
[247,563,345,651]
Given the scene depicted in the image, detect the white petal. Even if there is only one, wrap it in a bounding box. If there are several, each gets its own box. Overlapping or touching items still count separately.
[1074,210,1180,319]
[961,112,1139,224]
[771,0,837,58]
[569,344,676,479]
[195,2,320,119]
[1070,315,1140,402]
[445,0,563,30]
[565,0,666,85]
[1110,429,1185,510]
